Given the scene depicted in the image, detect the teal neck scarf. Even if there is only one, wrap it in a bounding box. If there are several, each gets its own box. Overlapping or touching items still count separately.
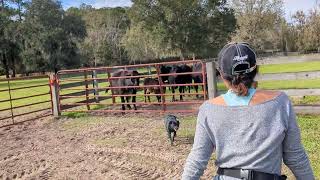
[222,88,256,106]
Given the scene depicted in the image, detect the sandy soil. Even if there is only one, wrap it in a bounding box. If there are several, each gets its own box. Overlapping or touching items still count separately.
[0,113,217,180]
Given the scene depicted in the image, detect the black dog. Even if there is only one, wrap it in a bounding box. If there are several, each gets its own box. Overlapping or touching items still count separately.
[164,115,180,145]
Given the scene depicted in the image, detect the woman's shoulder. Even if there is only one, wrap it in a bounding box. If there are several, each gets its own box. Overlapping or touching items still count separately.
[206,90,288,106]
[250,90,286,105]
[208,95,226,106]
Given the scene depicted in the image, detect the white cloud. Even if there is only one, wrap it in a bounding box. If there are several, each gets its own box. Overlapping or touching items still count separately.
[93,0,133,8]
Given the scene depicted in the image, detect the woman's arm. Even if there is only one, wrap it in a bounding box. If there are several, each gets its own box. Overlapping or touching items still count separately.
[283,101,314,180]
[182,106,215,180]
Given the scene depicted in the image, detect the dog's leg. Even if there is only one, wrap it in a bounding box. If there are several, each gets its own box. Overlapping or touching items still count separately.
[167,132,173,145]
[173,131,177,143]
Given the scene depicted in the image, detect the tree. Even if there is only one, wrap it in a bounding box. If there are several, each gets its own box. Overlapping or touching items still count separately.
[22,0,86,73]
[122,22,169,63]
[291,8,320,53]
[128,0,236,60]
[73,7,130,66]
[231,0,284,52]
[0,0,25,78]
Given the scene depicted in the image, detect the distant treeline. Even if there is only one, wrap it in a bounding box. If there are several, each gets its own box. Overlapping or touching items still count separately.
[1,0,320,78]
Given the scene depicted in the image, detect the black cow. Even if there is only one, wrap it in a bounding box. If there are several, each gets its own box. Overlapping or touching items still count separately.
[160,65,172,84]
[106,69,140,111]
[176,64,192,98]
[192,62,220,98]
[160,64,193,101]
[192,62,206,98]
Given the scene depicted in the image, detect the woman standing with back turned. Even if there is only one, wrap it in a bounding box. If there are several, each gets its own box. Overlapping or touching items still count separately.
[182,42,314,180]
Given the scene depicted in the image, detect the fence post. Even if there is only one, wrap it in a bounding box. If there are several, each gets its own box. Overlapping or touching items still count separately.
[50,74,61,117]
[206,61,218,99]
[7,79,15,124]
[92,70,99,103]
[84,70,90,110]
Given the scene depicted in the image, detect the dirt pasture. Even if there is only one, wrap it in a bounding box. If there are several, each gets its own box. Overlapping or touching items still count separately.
[0,113,300,180]
[0,113,216,180]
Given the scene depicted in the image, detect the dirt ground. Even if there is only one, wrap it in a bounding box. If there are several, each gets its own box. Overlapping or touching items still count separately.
[0,113,218,180]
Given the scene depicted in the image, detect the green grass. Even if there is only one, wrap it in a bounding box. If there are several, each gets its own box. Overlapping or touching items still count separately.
[291,96,320,105]
[298,115,320,177]
[259,78,320,90]
[217,78,320,91]
[0,78,51,116]
[178,116,197,139]
[2,77,320,112]
[2,62,320,114]
[259,61,320,74]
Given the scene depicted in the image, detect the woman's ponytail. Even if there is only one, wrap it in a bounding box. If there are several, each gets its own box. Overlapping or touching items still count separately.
[222,67,258,96]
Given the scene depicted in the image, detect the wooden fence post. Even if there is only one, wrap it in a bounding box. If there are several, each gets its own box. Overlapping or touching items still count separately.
[50,74,61,117]
[92,70,99,103]
[206,62,218,99]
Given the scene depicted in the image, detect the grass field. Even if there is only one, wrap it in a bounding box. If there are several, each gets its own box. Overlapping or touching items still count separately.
[291,96,320,105]
[217,78,320,90]
[1,76,320,111]
[259,61,320,74]
[296,115,320,177]
[0,78,51,118]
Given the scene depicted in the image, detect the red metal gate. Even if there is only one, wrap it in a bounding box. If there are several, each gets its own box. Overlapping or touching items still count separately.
[0,75,53,127]
[56,60,207,114]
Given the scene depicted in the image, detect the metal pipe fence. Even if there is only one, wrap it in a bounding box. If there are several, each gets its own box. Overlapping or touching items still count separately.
[0,75,53,128]
[56,60,208,114]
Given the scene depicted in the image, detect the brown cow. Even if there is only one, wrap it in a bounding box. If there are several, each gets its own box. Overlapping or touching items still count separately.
[143,78,166,103]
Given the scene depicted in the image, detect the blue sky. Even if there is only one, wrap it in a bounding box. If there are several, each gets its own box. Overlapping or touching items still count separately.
[61,0,133,9]
[61,0,318,20]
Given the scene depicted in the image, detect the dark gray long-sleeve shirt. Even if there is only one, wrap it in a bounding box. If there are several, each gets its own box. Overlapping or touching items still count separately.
[182,93,314,180]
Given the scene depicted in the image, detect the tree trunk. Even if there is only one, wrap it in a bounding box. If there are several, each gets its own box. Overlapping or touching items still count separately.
[1,0,4,8]
[18,0,22,21]
[119,47,122,66]
[180,48,186,61]
[2,53,10,78]
[10,50,16,78]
